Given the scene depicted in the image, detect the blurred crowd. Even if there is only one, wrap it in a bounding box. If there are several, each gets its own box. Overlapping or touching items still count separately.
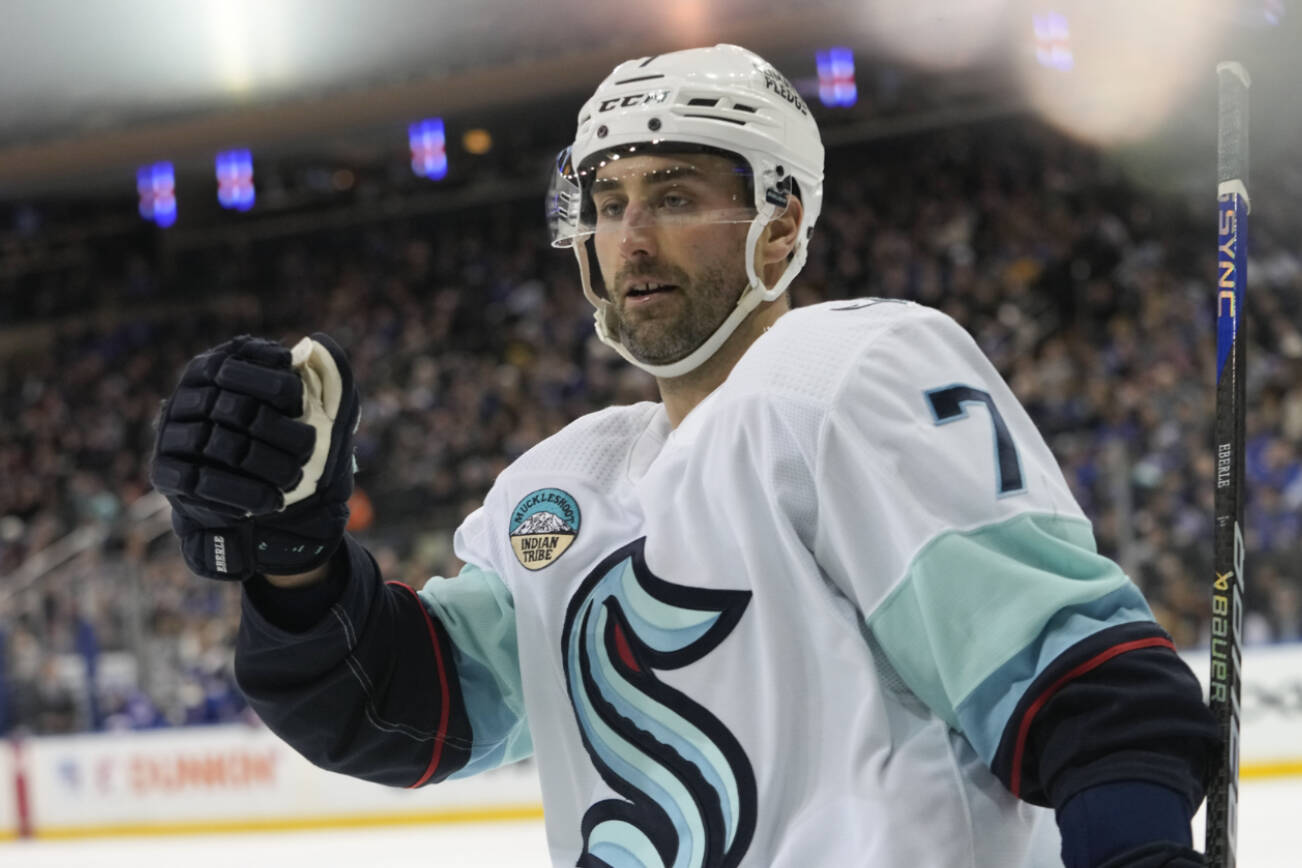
[2,116,1301,736]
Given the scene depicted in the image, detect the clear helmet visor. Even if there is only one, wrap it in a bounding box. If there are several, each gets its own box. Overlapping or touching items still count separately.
[547,144,764,249]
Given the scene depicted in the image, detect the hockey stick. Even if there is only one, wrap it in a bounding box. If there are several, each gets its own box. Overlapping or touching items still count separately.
[1206,60,1249,868]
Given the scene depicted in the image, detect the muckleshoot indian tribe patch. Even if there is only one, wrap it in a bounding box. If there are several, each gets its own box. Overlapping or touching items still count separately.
[509,488,581,571]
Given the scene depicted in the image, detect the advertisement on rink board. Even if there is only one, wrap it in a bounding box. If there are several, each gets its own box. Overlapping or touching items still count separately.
[29,728,280,812]
[3,723,542,840]
[2,643,1300,840]
[1181,643,1302,777]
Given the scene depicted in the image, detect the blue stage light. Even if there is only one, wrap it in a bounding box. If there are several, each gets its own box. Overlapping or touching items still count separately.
[409,118,448,180]
[138,162,176,228]
[1033,12,1074,71]
[816,47,857,108]
[216,149,256,211]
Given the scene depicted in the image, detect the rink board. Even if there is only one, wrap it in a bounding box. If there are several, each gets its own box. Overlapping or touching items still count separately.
[1180,643,1302,780]
[0,740,12,840]
[2,641,1299,840]
[2,724,541,840]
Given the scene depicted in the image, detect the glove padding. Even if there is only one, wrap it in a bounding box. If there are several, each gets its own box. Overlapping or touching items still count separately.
[150,333,360,581]
[1097,842,1205,868]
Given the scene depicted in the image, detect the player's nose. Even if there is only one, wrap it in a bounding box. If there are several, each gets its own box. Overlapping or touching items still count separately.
[618,202,658,259]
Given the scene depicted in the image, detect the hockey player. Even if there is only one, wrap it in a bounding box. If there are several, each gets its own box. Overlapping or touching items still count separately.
[151,45,1217,867]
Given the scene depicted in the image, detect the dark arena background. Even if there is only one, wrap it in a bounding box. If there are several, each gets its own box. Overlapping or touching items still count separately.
[0,1,1300,864]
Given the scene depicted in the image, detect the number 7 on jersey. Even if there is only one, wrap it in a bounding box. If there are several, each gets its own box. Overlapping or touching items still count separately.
[925,384,1026,497]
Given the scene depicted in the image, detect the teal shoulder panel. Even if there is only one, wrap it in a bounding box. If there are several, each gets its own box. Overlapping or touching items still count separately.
[418,564,533,777]
[866,513,1153,738]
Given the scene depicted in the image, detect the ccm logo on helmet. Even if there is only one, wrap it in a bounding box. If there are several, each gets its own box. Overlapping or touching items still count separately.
[598,89,670,112]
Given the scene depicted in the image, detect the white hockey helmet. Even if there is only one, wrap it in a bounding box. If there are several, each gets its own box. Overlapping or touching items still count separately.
[548,44,825,378]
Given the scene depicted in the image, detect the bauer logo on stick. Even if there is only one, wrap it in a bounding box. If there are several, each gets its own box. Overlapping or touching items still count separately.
[510,488,581,570]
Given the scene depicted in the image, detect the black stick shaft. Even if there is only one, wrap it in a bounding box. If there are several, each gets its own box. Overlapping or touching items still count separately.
[1207,60,1250,868]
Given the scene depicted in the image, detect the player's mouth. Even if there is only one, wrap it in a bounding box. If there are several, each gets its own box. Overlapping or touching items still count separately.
[623,281,678,306]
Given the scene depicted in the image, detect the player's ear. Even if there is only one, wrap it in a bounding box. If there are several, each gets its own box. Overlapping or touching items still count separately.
[757,195,803,287]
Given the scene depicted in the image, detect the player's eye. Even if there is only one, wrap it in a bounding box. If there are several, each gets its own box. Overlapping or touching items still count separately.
[595,198,625,220]
[660,192,692,210]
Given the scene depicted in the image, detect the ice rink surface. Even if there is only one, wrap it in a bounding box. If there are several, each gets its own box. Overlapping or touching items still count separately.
[2,778,1298,867]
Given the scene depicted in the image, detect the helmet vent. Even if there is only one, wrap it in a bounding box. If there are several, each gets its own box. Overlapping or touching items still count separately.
[683,113,747,126]
[733,103,757,113]
[687,97,720,107]
[614,73,665,85]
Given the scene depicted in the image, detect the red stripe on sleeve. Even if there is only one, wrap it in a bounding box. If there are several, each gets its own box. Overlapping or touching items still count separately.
[388,581,452,788]
[1010,636,1175,799]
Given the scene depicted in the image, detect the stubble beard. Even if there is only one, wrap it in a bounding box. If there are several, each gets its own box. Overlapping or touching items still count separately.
[612,260,746,366]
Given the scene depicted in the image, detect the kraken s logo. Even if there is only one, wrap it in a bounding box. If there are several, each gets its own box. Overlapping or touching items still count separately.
[561,538,756,868]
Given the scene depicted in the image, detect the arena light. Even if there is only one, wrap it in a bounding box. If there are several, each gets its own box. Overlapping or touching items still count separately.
[215,149,256,211]
[1232,0,1286,26]
[409,118,448,180]
[665,0,709,42]
[463,128,493,155]
[854,0,1009,72]
[816,48,857,108]
[1017,0,1221,146]
[137,162,177,228]
[1032,12,1073,71]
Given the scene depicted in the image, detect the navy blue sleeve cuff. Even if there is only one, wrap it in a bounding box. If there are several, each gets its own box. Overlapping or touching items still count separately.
[1058,781,1193,868]
[991,622,1219,810]
[244,540,353,633]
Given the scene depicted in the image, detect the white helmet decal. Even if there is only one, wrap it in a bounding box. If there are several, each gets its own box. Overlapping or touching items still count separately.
[549,44,825,378]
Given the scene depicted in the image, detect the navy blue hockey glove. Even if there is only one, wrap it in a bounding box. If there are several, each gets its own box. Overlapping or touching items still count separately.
[150,333,360,581]
[1097,842,1205,868]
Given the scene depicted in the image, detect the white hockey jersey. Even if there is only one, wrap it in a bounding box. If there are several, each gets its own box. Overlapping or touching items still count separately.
[418,300,1155,867]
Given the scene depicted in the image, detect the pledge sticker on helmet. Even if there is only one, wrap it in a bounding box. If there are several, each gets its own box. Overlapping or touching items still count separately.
[758,64,810,116]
